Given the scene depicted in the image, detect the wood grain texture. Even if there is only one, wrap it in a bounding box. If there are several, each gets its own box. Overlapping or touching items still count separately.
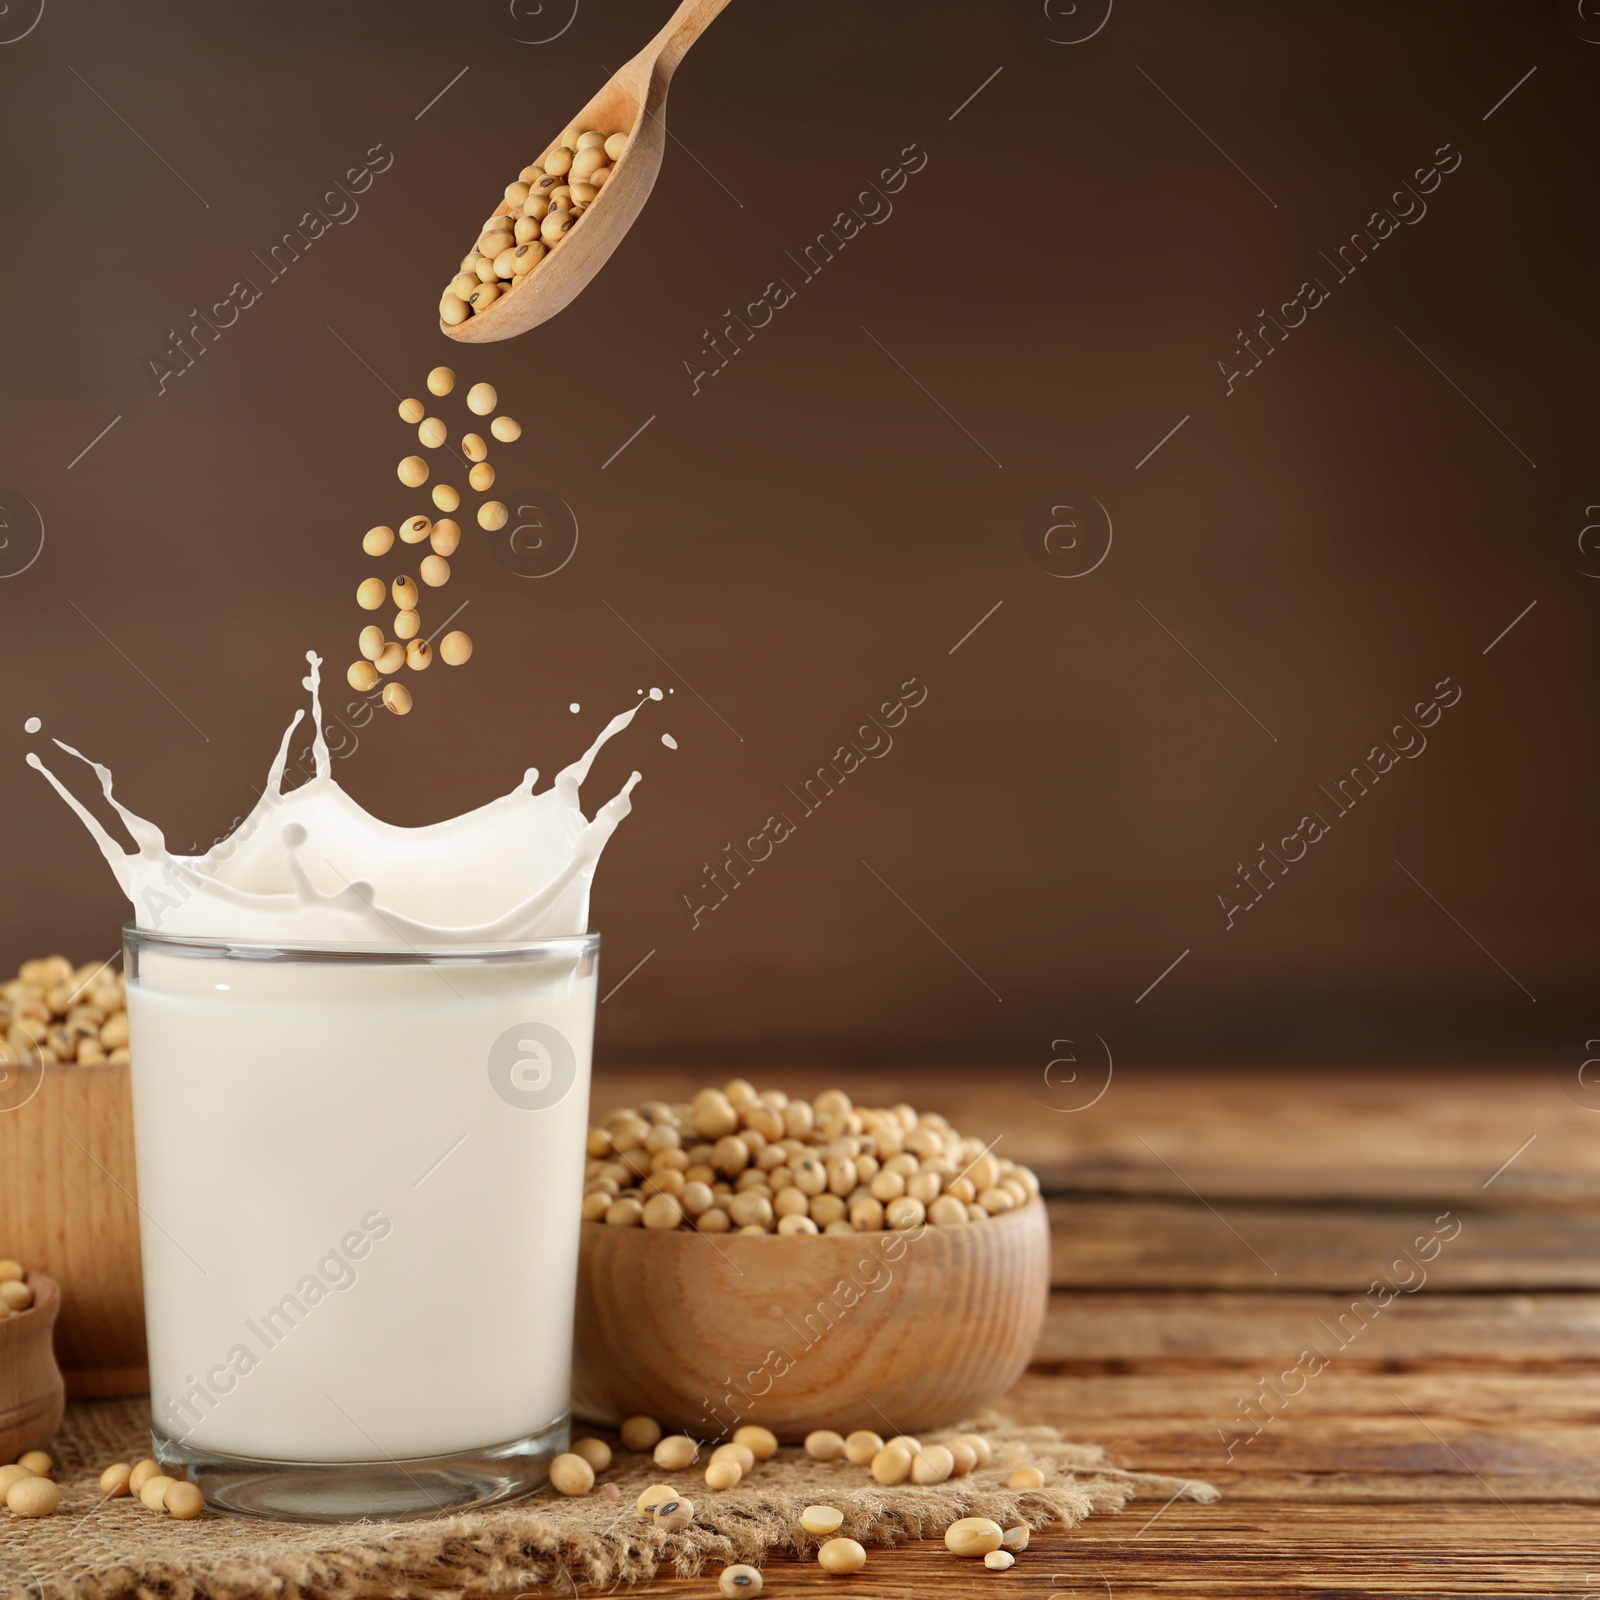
[1009,1370,1600,1501]
[462,1506,1598,1598]
[1047,1198,1600,1290]
[0,1271,64,1462]
[573,1198,1051,1438]
[1036,1290,1600,1369]
[0,1062,145,1395]
[441,0,733,343]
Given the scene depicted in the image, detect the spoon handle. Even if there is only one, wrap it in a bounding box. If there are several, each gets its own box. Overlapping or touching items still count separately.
[644,0,735,78]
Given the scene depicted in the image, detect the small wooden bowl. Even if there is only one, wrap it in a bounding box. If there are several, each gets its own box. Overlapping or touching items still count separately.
[0,1273,66,1462]
[573,1201,1050,1440]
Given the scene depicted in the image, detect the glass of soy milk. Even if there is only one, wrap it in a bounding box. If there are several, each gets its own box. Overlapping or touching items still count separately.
[31,654,666,1518]
[124,927,599,1521]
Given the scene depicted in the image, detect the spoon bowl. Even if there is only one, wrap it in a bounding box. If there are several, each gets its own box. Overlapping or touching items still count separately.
[442,0,731,344]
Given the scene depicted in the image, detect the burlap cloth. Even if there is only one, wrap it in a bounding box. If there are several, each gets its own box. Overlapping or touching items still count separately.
[0,1400,1217,1599]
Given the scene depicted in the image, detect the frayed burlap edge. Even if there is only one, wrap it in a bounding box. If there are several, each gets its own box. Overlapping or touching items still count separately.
[2,1399,1218,1600]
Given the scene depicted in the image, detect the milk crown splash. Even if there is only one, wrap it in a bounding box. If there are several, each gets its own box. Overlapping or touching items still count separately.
[28,653,662,945]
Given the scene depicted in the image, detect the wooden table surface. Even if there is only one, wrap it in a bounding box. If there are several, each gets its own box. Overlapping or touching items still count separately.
[547,1065,1600,1598]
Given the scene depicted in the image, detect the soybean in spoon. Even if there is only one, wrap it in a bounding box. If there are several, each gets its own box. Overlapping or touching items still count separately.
[439,0,733,344]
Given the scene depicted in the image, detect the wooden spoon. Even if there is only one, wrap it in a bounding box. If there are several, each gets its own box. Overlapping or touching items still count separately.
[441,0,733,344]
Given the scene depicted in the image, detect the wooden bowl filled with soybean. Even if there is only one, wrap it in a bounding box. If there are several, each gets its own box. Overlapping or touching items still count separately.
[0,1269,66,1463]
[571,1085,1051,1440]
[0,954,147,1397]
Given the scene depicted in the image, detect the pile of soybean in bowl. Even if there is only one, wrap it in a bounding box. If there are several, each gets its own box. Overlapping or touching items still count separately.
[0,954,127,1068]
[441,128,629,325]
[0,1258,38,1323]
[584,1083,1040,1234]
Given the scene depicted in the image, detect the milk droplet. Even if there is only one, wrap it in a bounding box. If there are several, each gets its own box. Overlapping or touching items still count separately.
[569,703,580,714]
[24,716,41,734]
[661,734,677,749]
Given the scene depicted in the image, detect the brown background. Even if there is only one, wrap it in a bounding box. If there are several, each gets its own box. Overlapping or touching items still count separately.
[1,0,1594,1069]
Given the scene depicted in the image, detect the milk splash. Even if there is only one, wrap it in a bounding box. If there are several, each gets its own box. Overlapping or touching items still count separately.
[28,653,661,945]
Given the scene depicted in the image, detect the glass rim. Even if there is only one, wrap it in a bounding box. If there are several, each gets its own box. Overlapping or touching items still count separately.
[123,924,600,966]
